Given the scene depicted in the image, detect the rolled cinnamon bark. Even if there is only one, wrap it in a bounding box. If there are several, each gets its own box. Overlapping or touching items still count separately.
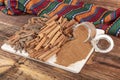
[43,14,50,18]
[41,24,58,49]
[46,15,58,24]
[58,16,63,24]
[65,19,76,28]
[57,36,67,47]
[45,23,57,34]
[49,31,61,46]
[35,35,48,50]
[53,34,65,46]
[42,48,60,61]
[47,25,61,38]
[43,31,62,49]
[60,18,68,27]
[40,21,56,33]
[38,46,58,60]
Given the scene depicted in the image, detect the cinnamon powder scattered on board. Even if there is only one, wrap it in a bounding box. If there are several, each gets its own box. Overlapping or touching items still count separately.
[56,26,93,66]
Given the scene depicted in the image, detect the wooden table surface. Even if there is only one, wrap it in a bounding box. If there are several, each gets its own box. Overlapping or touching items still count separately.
[0,2,120,79]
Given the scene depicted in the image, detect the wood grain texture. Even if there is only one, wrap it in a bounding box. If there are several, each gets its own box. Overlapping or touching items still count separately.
[0,12,34,27]
[0,0,120,79]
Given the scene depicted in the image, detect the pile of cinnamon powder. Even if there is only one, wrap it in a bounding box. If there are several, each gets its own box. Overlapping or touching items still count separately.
[56,25,93,66]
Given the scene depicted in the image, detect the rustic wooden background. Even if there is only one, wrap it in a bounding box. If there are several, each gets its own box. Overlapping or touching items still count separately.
[0,0,120,80]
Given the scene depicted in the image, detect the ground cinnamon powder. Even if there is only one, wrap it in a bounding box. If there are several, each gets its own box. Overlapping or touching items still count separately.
[97,39,110,50]
[56,26,93,66]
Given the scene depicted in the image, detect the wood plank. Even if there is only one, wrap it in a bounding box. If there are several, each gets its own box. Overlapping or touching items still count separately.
[0,63,55,80]
[93,36,120,68]
[0,55,15,75]
[82,63,120,80]
[0,12,34,27]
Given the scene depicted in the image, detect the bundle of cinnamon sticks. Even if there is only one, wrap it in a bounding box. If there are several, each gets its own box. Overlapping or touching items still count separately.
[7,14,49,52]
[7,14,77,61]
[26,15,77,61]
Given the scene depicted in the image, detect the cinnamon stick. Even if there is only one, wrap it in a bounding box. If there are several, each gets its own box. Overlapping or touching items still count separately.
[38,46,58,60]
[58,16,63,24]
[47,25,60,38]
[46,15,58,24]
[40,21,56,33]
[43,14,50,18]
[57,36,66,47]
[35,35,48,50]
[45,23,57,34]
[33,50,45,59]
[43,30,61,49]
[62,21,69,29]
[38,33,45,38]
[30,17,38,24]
[53,34,65,46]
[65,19,76,28]
[49,31,61,46]
[29,41,37,49]
[60,18,68,27]
[11,36,20,45]
[42,48,60,61]
[39,24,58,48]
[38,22,56,38]
[64,26,73,34]
[26,39,35,46]
[42,38,51,49]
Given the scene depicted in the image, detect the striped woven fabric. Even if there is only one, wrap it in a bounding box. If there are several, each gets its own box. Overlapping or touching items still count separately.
[0,0,120,37]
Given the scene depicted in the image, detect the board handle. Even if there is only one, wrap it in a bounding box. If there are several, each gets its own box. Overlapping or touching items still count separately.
[91,34,114,53]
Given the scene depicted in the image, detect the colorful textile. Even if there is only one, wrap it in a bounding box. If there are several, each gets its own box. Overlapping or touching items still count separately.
[0,0,120,37]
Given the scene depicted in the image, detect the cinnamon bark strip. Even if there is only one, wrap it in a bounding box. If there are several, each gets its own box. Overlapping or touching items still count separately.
[65,19,76,28]
[20,33,34,39]
[43,31,61,49]
[60,18,68,27]
[46,15,58,24]
[44,26,61,48]
[38,46,58,60]
[37,18,44,23]
[53,34,65,46]
[42,48,60,61]
[57,36,67,47]
[47,25,60,38]
[58,16,63,24]
[11,36,20,45]
[42,38,51,49]
[29,50,36,58]
[40,21,56,33]
[49,31,61,46]
[33,50,45,59]
[43,14,50,18]
[38,33,45,39]
[39,24,57,38]
[29,40,37,49]
[25,39,35,46]
[45,23,57,34]
[39,17,48,22]
[64,26,73,34]
[30,17,38,24]
[35,35,48,50]
[7,35,19,44]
